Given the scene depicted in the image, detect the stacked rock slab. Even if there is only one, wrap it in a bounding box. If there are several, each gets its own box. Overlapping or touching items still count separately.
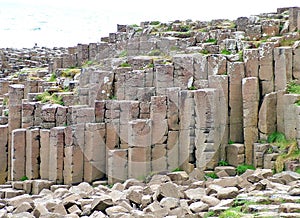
[0,7,300,185]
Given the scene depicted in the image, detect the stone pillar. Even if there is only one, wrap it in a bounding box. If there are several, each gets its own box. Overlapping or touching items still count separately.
[8,84,24,180]
[89,43,98,61]
[0,80,9,96]
[84,123,106,182]
[259,42,275,96]
[107,149,128,184]
[0,125,8,184]
[179,91,195,171]
[11,129,26,181]
[49,127,65,184]
[22,102,35,128]
[77,44,89,66]
[242,77,259,165]
[193,54,208,86]
[208,75,229,161]
[228,62,245,143]
[274,47,292,92]
[258,92,277,140]
[277,90,286,133]
[128,119,151,179]
[95,100,106,123]
[150,96,168,172]
[173,54,194,89]
[26,128,40,180]
[105,101,120,150]
[24,80,39,98]
[154,64,174,94]
[207,55,227,76]
[283,94,300,140]
[289,7,300,32]
[194,88,220,170]
[244,49,259,77]
[226,143,245,167]
[64,126,84,184]
[40,129,50,180]
[293,43,300,80]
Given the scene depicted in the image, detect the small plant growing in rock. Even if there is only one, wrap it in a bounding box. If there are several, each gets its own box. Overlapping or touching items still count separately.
[287,80,300,94]
[147,49,162,56]
[267,131,286,144]
[236,164,256,175]
[200,49,209,55]
[221,49,232,55]
[118,50,128,57]
[205,172,218,179]
[36,92,64,106]
[205,38,217,44]
[48,73,57,82]
[218,160,229,166]
[20,176,28,181]
[188,86,197,90]
[179,25,190,32]
[119,62,131,68]
[172,167,182,172]
[228,139,234,144]
[150,21,160,26]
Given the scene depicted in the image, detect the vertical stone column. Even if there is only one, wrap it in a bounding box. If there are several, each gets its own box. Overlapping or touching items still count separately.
[0,80,9,96]
[207,55,227,76]
[105,101,120,150]
[95,101,106,123]
[89,43,98,61]
[289,7,300,32]
[24,80,39,98]
[11,129,26,181]
[208,75,229,161]
[22,102,35,128]
[8,84,24,180]
[293,43,300,80]
[26,128,40,179]
[128,119,151,179]
[283,94,300,140]
[242,77,259,165]
[107,149,128,184]
[0,125,8,184]
[228,62,245,143]
[49,127,65,184]
[179,91,195,171]
[274,47,292,92]
[166,88,180,171]
[193,54,208,87]
[64,126,84,184]
[259,42,275,96]
[150,96,168,172]
[84,123,106,183]
[244,49,259,77]
[77,44,89,66]
[119,101,139,149]
[258,92,277,140]
[194,88,220,170]
[173,54,194,89]
[154,64,174,95]
[40,129,50,180]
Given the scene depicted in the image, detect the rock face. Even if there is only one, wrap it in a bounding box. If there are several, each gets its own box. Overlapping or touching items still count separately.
[0,7,299,187]
[0,170,297,217]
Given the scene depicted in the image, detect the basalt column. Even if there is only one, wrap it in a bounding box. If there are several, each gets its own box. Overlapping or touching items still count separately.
[0,125,8,183]
[8,84,24,180]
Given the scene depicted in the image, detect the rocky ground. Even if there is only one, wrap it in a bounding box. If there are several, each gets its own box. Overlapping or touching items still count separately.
[0,168,299,217]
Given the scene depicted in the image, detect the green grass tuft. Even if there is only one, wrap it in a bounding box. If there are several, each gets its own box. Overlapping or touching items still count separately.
[236,164,255,175]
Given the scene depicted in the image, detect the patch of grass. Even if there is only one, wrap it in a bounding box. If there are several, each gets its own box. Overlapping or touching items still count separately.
[287,80,300,94]
[205,38,217,44]
[218,160,229,166]
[179,25,190,32]
[146,63,154,68]
[119,62,131,68]
[3,110,9,117]
[200,49,209,55]
[295,100,300,106]
[204,211,215,218]
[20,176,28,181]
[109,95,117,100]
[188,86,197,90]
[296,168,300,174]
[150,21,160,25]
[221,49,232,55]
[205,172,218,179]
[275,140,299,173]
[280,39,297,46]
[82,60,94,68]
[267,132,286,144]
[236,164,256,175]
[36,92,64,105]
[61,68,81,78]
[219,210,241,218]
[48,73,57,82]
[238,50,244,62]
[172,167,182,172]
[228,139,234,144]
[130,24,139,28]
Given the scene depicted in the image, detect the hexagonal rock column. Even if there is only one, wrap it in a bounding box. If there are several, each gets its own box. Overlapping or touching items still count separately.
[11,129,26,181]
[84,123,106,183]
[226,143,245,167]
[150,96,168,172]
[293,43,300,80]
[0,80,9,96]
[242,77,259,165]
[128,119,151,179]
[228,62,245,143]
[107,149,128,184]
[40,129,50,180]
[64,125,84,184]
[194,88,220,170]
[283,94,300,140]
[258,92,277,140]
[0,125,8,184]
[49,127,65,184]
[274,47,292,92]
[289,7,300,32]
[259,42,275,96]
[244,49,259,77]
[8,84,24,180]
[26,128,40,180]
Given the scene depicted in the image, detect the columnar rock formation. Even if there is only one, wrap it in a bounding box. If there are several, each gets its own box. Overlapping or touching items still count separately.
[0,7,299,186]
